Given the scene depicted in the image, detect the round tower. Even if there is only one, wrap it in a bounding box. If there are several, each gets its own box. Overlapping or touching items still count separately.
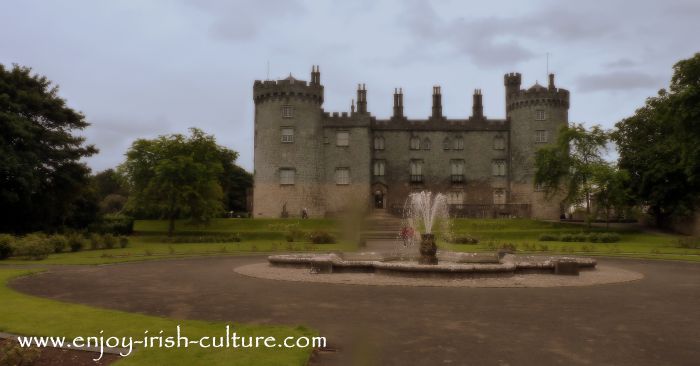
[253,66,325,217]
[505,73,569,219]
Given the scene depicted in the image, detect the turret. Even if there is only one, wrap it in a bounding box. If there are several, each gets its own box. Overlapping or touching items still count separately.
[548,73,555,91]
[504,72,522,105]
[431,86,442,119]
[472,89,483,119]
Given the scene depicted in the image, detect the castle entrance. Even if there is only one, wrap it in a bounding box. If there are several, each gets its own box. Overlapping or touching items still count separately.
[374,190,385,209]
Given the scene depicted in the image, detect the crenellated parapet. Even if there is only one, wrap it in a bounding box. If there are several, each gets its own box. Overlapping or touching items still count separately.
[253,77,324,105]
[506,88,569,112]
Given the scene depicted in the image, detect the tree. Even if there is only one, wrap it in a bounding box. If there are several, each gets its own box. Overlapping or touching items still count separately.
[590,163,631,229]
[612,53,700,227]
[535,123,609,225]
[92,169,128,214]
[221,163,252,213]
[120,128,235,236]
[0,64,97,232]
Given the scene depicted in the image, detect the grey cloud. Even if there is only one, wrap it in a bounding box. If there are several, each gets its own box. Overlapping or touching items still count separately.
[183,0,305,41]
[576,71,663,92]
[605,58,638,68]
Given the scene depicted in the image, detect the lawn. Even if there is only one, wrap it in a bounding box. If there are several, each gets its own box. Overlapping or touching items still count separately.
[0,269,315,365]
[441,219,700,262]
[1,218,356,265]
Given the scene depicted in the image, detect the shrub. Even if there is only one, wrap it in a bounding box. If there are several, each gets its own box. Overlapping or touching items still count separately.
[88,234,101,250]
[119,236,129,248]
[0,342,41,366]
[599,233,620,243]
[309,231,336,244]
[13,234,53,260]
[677,237,700,249]
[538,244,550,252]
[67,233,84,252]
[588,232,601,243]
[0,234,14,259]
[88,213,134,235]
[449,235,479,244]
[572,232,589,242]
[102,234,117,249]
[560,234,574,242]
[538,234,559,241]
[48,234,68,253]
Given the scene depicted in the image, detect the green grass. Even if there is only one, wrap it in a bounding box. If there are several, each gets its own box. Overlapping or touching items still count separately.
[441,219,700,262]
[0,269,315,365]
[135,218,338,236]
[0,238,356,265]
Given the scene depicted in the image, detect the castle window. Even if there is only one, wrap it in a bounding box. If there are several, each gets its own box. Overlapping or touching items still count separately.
[535,130,548,143]
[493,189,506,204]
[494,136,505,150]
[447,191,464,205]
[373,160,385,176]
[281,128,294,143]
[410,160,423,183]
[336,131,350,146]
[281,105,294,118]
[374,136,385,150]
[453,136,464,150]
[443,137,451,150]
[409,136,421,150]
[492,160,506,176]
[535,109,546,121]
[279,168,295,185]
[422,138,431,150]
[335,167,350,185]
[451,160,465,184]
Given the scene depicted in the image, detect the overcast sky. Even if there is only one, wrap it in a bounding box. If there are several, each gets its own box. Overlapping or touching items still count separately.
[2,0,699,172]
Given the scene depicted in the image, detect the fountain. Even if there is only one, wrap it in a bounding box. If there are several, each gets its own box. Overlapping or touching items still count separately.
[265,191,598,278]
[402,191,450,265]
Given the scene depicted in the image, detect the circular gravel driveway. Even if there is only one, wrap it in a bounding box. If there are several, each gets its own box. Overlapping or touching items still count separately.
[11,256,700,366]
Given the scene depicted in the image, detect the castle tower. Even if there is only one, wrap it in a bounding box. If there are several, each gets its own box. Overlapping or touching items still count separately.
[356,84,368,114]
[505,72,569,219]
[252,67,325,217]
[393,88,404,119]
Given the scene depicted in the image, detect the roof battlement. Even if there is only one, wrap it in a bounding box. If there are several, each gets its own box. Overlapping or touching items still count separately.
[253,75,324,105]
[371,117,509,131]
[506,87,570,112]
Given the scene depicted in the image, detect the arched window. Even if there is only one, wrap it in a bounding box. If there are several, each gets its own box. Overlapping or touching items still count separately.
[493,136,505,150]
[422,138,431,150]
[409,136,421,150]
[443,137,451,150]
[374,136,385,150]
[453,136,464,150]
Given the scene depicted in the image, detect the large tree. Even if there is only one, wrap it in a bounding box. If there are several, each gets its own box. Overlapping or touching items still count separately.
[0,64,97,232]
[612,53,700,226]
[120,128,240,236]
[534,123,610,222]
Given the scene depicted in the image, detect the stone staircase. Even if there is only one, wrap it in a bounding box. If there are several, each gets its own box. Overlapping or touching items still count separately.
[361,210,403,252]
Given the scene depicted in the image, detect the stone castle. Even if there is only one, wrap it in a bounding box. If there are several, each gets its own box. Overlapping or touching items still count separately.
[253,66,569,219]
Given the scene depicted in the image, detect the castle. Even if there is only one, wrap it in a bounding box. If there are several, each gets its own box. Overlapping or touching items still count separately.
[253,66,569,219]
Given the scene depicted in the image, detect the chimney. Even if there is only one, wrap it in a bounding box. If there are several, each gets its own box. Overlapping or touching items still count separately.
[432,86,442,119]
[393,88,404,118]
[548,73,555,90]
[310,65,321,85]
[357,84,367,114]
[472,89,483,118]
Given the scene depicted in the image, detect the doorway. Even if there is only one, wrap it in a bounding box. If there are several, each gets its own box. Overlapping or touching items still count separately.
[374,190,385,209]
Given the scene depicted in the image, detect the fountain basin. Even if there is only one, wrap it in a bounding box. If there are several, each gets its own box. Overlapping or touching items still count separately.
[268,252,597,278]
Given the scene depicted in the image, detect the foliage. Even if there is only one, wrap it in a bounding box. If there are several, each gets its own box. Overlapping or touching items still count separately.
[47,234,68,253]
[67,233,84,252]
[448,235,479,244]
[88,213,134,235]
[221,160,253,213]
[535,123,610,223]
[538,234,559,241]
[120,128,232,236]
[12,234,53,260]
[613,53,700,226]
[0,64,98,233]
[309,231,336,244]
[0,341,41,366]
[676,237,700,249]
[102,234,117,249]
[119,236,130,248]
[0,234,14,259]
[161,234,242,244]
